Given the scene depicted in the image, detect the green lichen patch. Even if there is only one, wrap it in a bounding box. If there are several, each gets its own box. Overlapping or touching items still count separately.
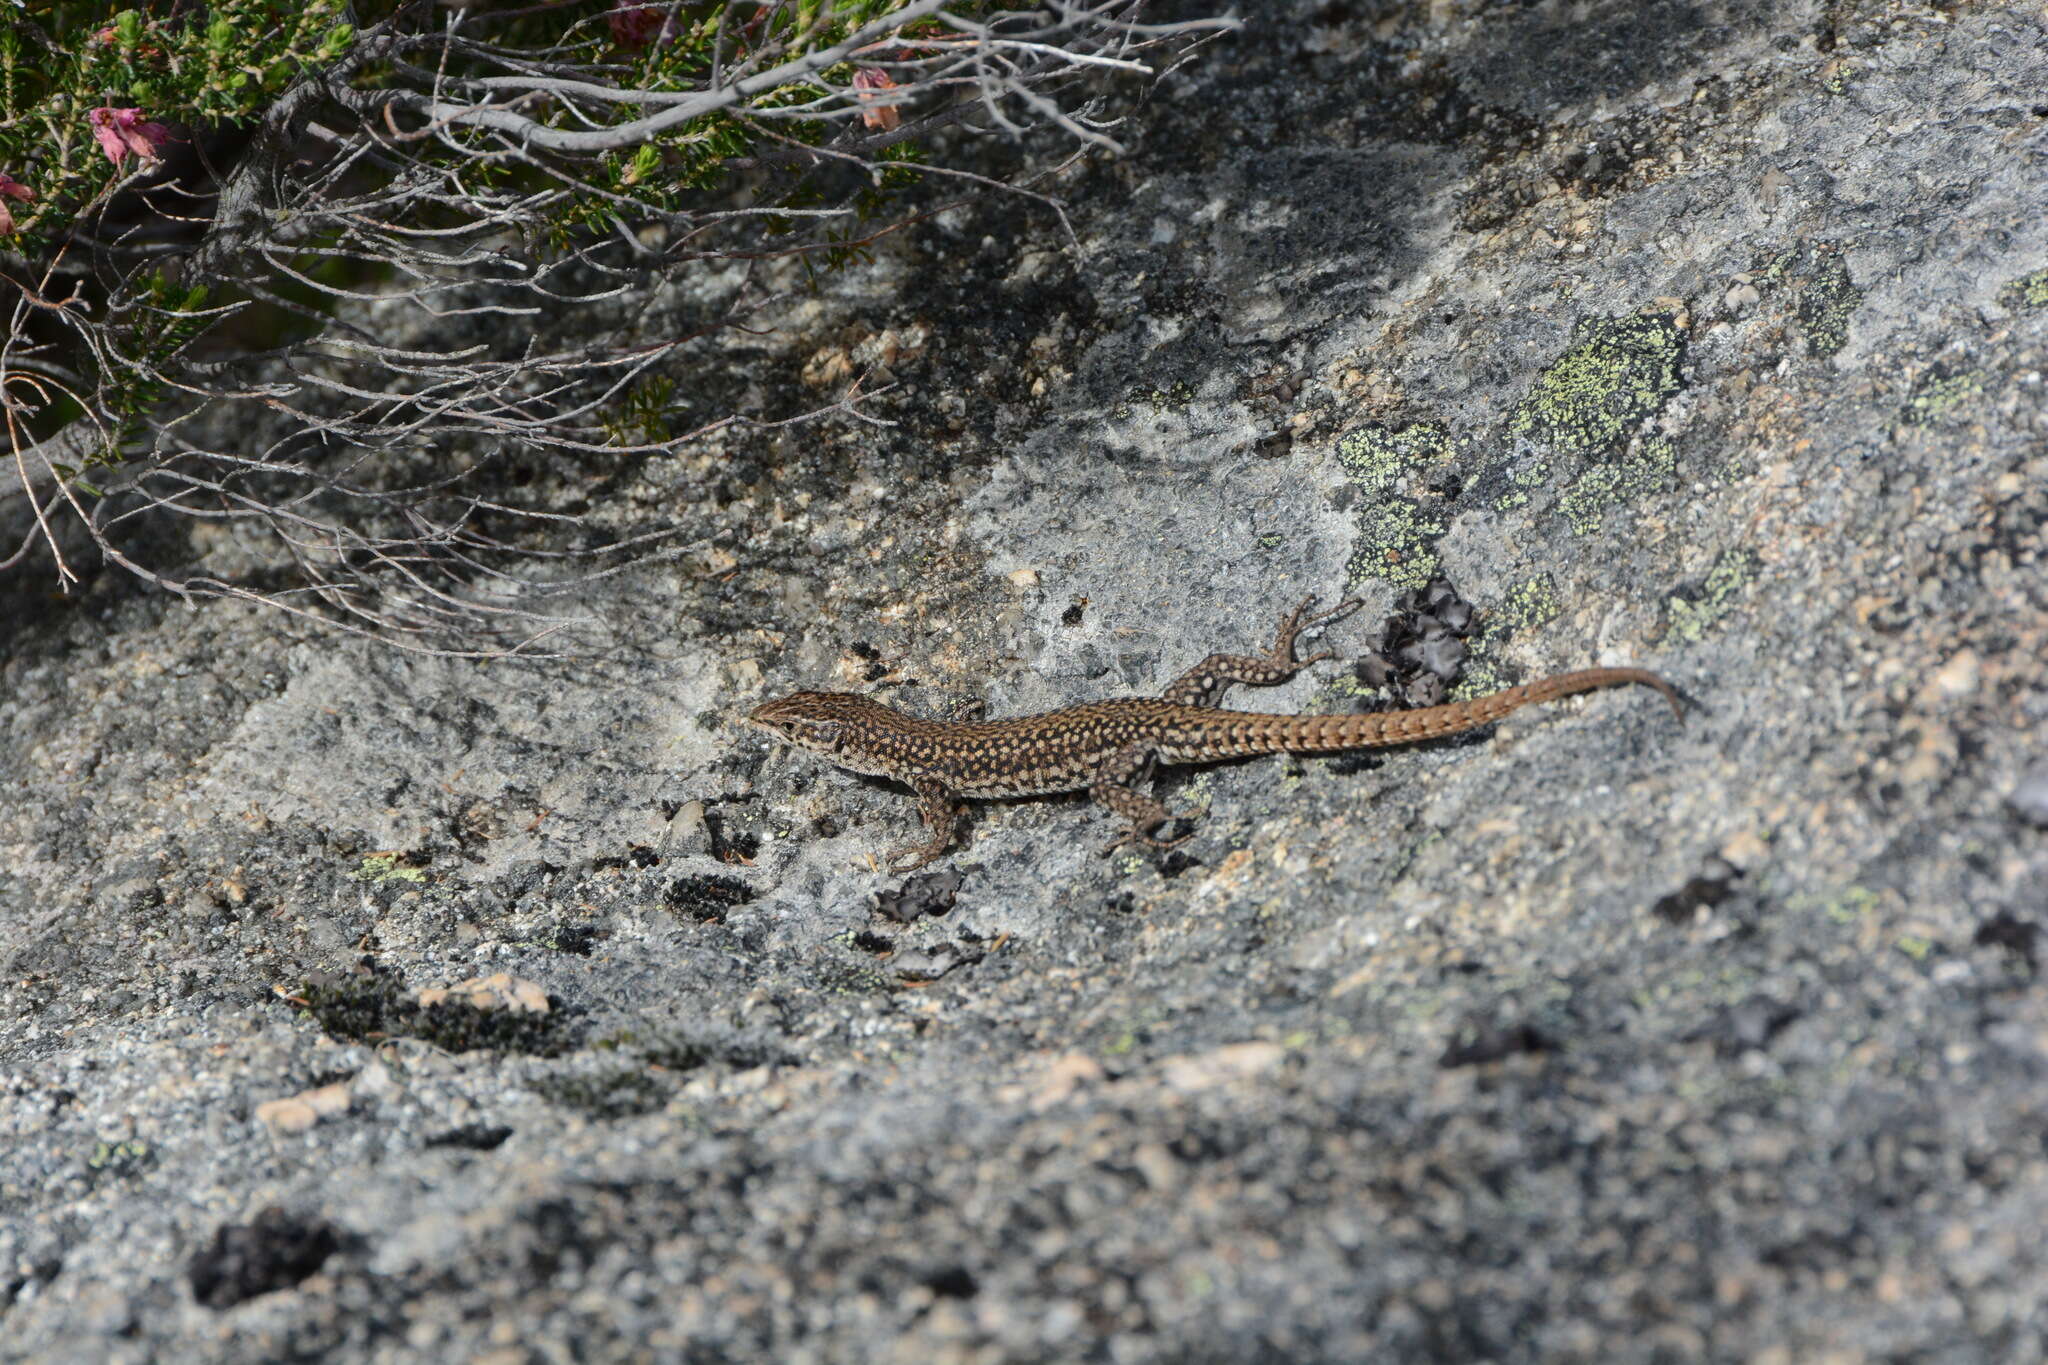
[1451,654,1509,702]
[288,964,573,1057]
[1497,575,1563,633]
[1509,312,1686,460]
[2002,267,2048,311]
[1116,380,1196,419]
[1903,365,1985,426]
[348,852,428,884]
[1344,498,1449,592]
[1335,422,1453,491]
[1665,548,1758,643]
[1438,578,1555,703]
[85,1140,155,1184]
[1558,437,1679,535]
[1795,248,1863,360]
[806,950,898,995]
[1895,933,1935,962]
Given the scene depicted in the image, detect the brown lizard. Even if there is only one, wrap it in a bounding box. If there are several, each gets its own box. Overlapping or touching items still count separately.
[745,596,1684,872]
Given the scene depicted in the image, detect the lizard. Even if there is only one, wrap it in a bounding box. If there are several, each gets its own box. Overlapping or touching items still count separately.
[744,595,1685,872]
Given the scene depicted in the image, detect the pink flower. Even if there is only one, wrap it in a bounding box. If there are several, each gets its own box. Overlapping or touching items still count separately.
[89,107,173,168]
[0,173,31,235]
[852,68,902,132]
[607,0,671,49]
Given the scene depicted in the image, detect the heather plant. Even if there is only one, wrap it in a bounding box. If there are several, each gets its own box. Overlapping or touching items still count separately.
[0,1,1226,651]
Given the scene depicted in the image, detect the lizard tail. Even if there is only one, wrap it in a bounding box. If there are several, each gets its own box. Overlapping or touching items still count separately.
[1277,667,1684,753]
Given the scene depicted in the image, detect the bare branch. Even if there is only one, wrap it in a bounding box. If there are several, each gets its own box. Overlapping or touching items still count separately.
[1,0,1228,653]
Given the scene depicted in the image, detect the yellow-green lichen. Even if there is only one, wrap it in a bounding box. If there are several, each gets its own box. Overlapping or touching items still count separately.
[1795,248,1863,360]
[1904,367,1984,426]
[808,952,896,995]
[1498,575,1562,632]
[1450,653,1509,702]
[2002,267,2048,311]
[349,852,427,884]
[1311,672,1384,709]
[1785,885,1880,924]
[1509,312,1686,459]
[1558,437,1678,535]
[1666,548,1757,643]
[1344,499,1448,591]
[1335,421,1452,490]
[87,1140,153,1177]
[1144,381,1194,412]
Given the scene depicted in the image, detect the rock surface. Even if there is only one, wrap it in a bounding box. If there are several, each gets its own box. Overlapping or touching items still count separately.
[5,1,2048,1360]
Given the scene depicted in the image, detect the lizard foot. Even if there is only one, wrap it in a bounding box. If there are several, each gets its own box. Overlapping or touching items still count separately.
[884,844,948,875]
[1100,820,1197,858]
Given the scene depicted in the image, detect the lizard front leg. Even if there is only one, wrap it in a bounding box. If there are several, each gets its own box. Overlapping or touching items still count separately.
[1091,741,1196,856]
[884,776,965,873]
[1161,594,1363,708]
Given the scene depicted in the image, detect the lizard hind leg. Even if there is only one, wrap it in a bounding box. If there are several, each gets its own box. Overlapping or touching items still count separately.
[1161,594,1364,708]
[883,777,965,873]
[1091,742,1197,856]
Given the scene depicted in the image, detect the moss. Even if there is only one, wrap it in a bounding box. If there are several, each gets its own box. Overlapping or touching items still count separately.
[1903,366,1985,426]
[1795,248,1863,360]
[1344,498,1448,591]
[534,1067,671,1121]
[1665,548,1757,643]
[665,874,754,924]
[1509,312,1686,460]
[1558,436,1678,535]
[291,965,572,1057]
[2002,267,2048,311]
[1334,422,1452,491]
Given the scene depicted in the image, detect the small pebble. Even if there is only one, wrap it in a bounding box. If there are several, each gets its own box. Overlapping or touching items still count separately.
[2009,764,2048,829]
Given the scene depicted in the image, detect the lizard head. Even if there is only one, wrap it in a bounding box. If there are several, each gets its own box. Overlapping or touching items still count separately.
[746,691,846,751]
[744,690,898,765]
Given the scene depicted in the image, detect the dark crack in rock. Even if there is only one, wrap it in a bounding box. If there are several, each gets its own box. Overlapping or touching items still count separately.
[187,1208,342,1310]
